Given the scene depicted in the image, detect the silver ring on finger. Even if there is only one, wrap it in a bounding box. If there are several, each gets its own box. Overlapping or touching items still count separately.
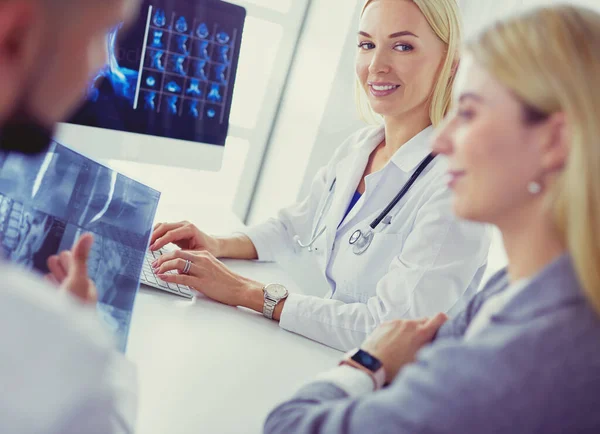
[182,259,192,275]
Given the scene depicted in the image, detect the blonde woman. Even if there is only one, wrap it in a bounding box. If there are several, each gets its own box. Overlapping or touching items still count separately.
[264,4,600,433]
[150,0,490,351]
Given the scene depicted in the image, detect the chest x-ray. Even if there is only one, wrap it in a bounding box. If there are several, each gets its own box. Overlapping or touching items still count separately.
[0,142,160,351]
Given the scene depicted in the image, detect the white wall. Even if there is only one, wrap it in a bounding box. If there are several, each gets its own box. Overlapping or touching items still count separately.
[246,0,363,224]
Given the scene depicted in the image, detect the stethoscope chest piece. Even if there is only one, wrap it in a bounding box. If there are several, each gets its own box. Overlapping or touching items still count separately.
[349,228,374,255]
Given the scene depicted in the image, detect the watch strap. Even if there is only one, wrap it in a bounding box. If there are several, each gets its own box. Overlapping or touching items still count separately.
[263,295,277,320]
[339,350,386,390]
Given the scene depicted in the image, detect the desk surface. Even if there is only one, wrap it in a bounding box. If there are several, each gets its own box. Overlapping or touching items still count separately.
[127,207,341,434]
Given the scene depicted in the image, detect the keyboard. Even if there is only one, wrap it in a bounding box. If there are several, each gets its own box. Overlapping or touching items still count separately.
[140,249,194,299]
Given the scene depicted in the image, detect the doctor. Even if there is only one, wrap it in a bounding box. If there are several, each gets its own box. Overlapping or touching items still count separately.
[151,0,491,351]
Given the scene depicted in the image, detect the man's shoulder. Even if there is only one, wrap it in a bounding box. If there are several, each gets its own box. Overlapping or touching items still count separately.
[0,263,121,433]
[0,262,113,356]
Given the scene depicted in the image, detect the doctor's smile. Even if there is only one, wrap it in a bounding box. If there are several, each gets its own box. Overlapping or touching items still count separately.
[368,81,401,97]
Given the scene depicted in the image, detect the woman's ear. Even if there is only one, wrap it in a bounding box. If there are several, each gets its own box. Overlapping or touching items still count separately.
[450,59,460,79]
[540,112,569,174]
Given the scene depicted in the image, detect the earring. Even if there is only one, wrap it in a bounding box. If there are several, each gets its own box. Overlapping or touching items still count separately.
[528,181,542,195]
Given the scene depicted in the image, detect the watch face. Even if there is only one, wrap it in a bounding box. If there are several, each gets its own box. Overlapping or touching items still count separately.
[351,349,382,372]
[266,284,287,298]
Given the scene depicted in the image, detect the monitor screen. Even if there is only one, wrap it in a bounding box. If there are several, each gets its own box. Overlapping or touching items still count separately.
[67,0,246,147]
[0,142,160,352]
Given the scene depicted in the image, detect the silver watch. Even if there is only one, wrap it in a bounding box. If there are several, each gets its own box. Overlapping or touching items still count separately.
[262,283,289,320]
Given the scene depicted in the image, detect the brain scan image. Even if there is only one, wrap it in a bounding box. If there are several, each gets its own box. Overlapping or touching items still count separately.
[176,35,189,55]
[166,96,179,114]
[196,22,209,39]
[146,76,156,87]
[171,55,187,76]
[153,8,166,27]
[186,79,202,97]
[144,92,156,110]
[188,100,199,118]
[207,84,222,102]
[151,50,165,71]
[216,31,230,44]
[175,16,188,33]
[217,45,230,64]
[194,60,208,81]
[152,30,164,48]
[214,64,227,83]
[196,40,210,59]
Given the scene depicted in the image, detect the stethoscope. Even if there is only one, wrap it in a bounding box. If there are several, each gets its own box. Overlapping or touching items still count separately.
[295,153,435,255]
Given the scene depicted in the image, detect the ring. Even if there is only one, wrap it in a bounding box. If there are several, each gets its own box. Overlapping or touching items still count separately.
[182,259,192,275]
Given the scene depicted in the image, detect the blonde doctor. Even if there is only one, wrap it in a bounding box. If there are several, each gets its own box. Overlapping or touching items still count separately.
[150,0,491,351]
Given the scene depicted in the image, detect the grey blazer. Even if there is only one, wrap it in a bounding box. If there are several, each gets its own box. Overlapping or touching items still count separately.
[265,254,600,434]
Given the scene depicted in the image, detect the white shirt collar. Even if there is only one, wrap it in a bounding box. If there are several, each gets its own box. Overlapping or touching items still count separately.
[389,126,434,173]
[359,125,434,174]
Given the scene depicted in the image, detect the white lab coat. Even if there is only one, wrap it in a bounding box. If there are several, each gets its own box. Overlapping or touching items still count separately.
[243,125,491,351]
[0,262,137,434]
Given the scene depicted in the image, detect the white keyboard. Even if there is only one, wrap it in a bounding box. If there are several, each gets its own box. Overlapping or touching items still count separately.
[140,249,194,299]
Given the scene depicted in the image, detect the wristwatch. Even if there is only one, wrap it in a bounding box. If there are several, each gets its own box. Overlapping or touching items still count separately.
[262,283,289,320]
[339,348,386,390]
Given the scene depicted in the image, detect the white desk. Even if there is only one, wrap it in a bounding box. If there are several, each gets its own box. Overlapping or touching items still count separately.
[126,207,341,434]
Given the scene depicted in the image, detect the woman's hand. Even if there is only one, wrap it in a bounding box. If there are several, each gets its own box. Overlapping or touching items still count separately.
[152,249,263,307]
[361,313,447,384]
[46,233,98,305]
[150,221,221,255]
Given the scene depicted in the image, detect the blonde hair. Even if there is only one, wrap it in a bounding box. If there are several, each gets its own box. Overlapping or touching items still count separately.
[468,5,600,315]
[355,0,462,126]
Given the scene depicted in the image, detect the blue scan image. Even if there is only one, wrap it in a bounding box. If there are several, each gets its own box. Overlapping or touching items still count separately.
[153,9,166,27]
[177,35,189,55]
[152,30,164,48]
[0,196,57,269]
[87,25,139,105]
[217,45,230,64]
[167,96,179,114]
[186,79,202,97]
[196,23,209,39]
[207,84,222,102]
[144,92,156,110]
[165,81,182,93]
[188,100,199,118]
[175,16,188,33]
[216,31,230,44]
[0,142,160,352]
[196,40,210,59]
[206,108,216,118]
[146,76,156,87]
[171,55,186,76]
[214,64,227,84]
[151,51,165,71]
[194,60,208,81]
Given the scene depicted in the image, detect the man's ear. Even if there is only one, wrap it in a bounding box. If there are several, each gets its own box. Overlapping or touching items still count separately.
[539,112,569,174]
[0,1,42,93]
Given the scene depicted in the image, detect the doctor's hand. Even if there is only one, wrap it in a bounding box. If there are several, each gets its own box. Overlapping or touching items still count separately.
[153,249,264,307]
[46,233,98,305]
[361,313,448,385]
[150,221,221,255]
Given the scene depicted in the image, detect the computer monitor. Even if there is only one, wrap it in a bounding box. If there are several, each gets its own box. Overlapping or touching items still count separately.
[0,141,160,352]
[59,0,246,171]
